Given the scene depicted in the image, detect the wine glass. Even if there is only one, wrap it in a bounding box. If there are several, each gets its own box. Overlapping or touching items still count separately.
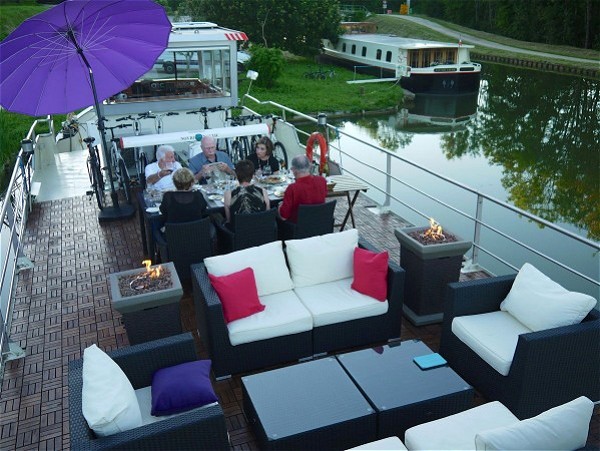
[262,165,272,177]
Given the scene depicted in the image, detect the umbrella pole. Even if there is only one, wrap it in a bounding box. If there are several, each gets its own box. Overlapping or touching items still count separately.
[75,44,135,222]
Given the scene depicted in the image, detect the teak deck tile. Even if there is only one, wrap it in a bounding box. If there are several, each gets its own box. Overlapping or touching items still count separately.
[0,193,597,450]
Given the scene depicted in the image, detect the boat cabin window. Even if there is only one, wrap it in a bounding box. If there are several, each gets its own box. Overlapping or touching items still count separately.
[376,49,382,60]
[361,46,367,57]
[109,48,232,103]
[408,49,458,68]
[342,43,347,52]
[385,51,392,62]
[351,44,356,55]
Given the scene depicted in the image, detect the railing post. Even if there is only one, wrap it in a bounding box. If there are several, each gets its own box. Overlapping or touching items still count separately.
[382,153,392,212]
[472,194,483,266]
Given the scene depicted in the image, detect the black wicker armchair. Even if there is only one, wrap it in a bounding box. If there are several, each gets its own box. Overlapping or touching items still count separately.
[68,333,229,450]
[278,200,336,241]
[155,217,214,281]
[215,208,277,254]
[191,237,404,378]
[439,275,600,419]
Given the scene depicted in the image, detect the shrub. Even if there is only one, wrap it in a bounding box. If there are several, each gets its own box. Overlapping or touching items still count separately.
[247,45,284,88]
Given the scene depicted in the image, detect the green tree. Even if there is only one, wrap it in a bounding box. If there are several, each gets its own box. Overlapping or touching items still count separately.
[182,0,342,57]
[247,46,285,88]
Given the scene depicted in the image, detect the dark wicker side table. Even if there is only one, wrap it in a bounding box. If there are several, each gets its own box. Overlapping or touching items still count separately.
[337,339,474,439]
[242,357,377,450]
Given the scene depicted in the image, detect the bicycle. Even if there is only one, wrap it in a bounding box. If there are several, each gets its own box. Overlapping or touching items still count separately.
[105,124,133,204]
[84,136,106,210]
[222,109,263,163]
[115,112,155,187]
[153,111,179,134]
[186,106,224,130]
[262,115,289,169]
[304,66,336,80]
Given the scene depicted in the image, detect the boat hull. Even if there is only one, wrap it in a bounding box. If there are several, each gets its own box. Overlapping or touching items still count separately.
[400,71,481,94]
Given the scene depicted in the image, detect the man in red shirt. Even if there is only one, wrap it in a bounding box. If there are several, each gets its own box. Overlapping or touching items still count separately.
[278,155,327,222]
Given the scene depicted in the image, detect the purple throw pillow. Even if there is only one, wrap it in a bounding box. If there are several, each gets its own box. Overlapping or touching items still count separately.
[151,360,218,416]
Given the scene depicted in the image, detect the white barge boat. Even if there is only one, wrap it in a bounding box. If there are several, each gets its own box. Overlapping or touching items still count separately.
[322,22,481,94]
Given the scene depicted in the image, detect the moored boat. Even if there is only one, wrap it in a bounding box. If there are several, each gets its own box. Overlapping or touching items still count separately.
[322,22,481,94]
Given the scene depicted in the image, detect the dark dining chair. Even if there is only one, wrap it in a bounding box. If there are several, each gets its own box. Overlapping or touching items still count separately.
[278,200,337,241]
[215,208,278,254]
[155,217,214,281]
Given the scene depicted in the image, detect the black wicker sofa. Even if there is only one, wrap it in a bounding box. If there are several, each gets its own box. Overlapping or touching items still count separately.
[439,275,600,420]
[192,231,405,379]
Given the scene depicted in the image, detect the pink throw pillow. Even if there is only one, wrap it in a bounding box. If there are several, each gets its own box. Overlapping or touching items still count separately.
[351,247,389,301]
[208,267,265,323]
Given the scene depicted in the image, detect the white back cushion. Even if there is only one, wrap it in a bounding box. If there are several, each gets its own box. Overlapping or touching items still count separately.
[82,344,143,437]
[404,401,518,451]
[285,229,359,287]
[204,241,294,296]
[475,396,594,450]
[452,311,531,376]
[500,263,596,331]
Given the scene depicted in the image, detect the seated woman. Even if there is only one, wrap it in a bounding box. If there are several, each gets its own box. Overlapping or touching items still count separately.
[159,167,207,225]
[248,136,280,176]
[223,160,270,227]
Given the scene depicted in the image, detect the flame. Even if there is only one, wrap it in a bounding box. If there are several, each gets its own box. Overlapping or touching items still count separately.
[142,259,161,278]
[423,218,445,241]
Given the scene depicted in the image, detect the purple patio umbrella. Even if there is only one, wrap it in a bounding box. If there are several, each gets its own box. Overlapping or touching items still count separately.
[0,0,171,219]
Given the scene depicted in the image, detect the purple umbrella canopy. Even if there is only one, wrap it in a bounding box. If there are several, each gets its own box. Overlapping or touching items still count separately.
[0,0,172,116]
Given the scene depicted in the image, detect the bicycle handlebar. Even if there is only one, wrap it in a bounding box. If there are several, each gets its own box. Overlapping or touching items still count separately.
[186,106,224,115]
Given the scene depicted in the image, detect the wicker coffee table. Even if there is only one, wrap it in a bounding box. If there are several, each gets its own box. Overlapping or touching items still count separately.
[336,339,474,439]
[242,357,377,450]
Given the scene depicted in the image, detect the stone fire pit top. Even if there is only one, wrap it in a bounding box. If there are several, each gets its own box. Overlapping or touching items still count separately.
[395,226,472,259]
[108,262,183,314]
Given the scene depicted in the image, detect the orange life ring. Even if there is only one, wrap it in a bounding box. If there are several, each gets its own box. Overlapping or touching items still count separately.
[305,132,328,174]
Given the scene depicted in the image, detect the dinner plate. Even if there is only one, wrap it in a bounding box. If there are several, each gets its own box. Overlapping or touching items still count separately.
[145,207,160,214]
[208,194,224,202]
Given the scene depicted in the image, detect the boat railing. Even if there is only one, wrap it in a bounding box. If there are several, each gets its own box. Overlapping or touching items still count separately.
[0,117,52,374]
[243,93,599,298]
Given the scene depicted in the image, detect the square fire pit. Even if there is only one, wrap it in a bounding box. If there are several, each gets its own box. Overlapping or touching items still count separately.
[395,225,472,326]
[109,261,183,345]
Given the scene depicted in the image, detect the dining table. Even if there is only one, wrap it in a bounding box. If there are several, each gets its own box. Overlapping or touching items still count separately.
[137,172,369,260]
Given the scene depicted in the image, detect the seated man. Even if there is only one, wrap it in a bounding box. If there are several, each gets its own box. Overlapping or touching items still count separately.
[145,144,182,191]
[278,155,327,222]
[188,136,235,184]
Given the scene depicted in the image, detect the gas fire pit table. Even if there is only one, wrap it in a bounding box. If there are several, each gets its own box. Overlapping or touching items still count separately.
[395,223,472,325]
[109,261,183,345]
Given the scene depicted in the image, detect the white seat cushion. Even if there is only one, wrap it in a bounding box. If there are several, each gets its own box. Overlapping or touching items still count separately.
[82,344,143,437]
[227,290,313,346]
[204,241,294,296]
[500,263,596,332]
[294,278,388,327]
[404,401,519,450]
[285,229,358,287]
[475,396,594,450]
[134,386,218,426]
[347,436,407,450]
[452,311,532,376]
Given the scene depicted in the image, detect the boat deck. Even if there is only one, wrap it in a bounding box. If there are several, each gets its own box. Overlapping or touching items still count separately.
[1,192,598,450]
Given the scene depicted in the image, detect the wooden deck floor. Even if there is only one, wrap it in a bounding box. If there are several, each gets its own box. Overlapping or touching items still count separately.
[1,193,598,450]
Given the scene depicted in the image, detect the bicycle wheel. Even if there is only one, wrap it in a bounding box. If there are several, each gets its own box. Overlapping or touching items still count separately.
[273,142,288,169]
[118,158,132,204]
[139,151,148,189]
[240,136,252,160]
[90,154,106,210]
[231,140,244,164]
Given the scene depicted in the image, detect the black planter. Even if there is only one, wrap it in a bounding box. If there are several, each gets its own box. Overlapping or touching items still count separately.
[395,227,472,326]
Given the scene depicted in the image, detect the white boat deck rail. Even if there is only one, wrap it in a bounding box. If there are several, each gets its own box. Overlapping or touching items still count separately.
[244,93,600,300]
[0,117,52,375]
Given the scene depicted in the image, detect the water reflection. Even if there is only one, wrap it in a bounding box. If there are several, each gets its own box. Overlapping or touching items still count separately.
[335,64,600,240]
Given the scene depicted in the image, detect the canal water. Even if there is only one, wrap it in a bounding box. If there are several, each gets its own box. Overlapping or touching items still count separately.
[321,62,599,296]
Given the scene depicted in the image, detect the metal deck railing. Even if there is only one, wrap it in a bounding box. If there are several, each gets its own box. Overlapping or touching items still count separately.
[243,93,600,300]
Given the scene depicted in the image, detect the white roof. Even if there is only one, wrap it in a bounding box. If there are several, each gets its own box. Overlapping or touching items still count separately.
[340,33,474,50]
[168,22,248,45]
